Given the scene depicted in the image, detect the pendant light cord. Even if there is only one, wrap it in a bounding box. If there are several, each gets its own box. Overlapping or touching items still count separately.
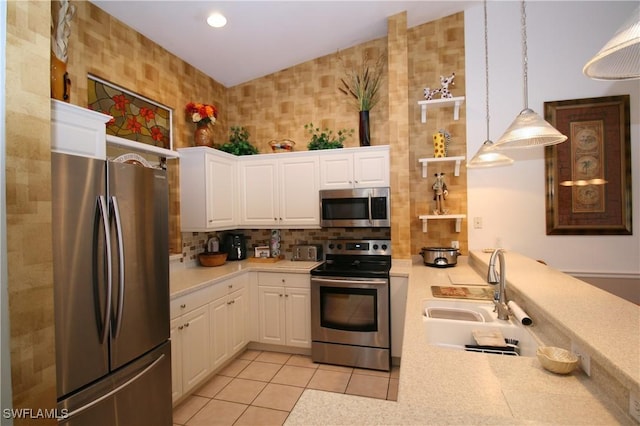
[521,0,529,110]
[484,0,490,141]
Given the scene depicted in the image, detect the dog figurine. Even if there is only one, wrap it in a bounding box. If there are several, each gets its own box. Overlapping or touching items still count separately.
[423,72,456,100]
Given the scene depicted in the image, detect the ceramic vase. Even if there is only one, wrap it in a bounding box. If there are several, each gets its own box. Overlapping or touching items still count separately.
[194,122,214,147]
[51,54,71,102]
[359,110,370,146]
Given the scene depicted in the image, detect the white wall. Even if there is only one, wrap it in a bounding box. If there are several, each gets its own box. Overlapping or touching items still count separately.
[464,1,640,276]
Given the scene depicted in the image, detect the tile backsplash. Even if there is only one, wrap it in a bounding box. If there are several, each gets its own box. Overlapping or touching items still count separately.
[180,228,392,263]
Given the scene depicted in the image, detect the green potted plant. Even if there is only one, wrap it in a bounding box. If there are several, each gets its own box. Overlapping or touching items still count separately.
[218,126,258,155]
[305,123,354,150]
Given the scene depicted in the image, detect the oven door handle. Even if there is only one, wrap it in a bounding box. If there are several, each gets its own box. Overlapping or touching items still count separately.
[311,277,388,286]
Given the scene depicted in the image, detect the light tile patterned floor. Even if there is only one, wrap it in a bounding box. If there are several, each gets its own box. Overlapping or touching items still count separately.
[173,349,400,426]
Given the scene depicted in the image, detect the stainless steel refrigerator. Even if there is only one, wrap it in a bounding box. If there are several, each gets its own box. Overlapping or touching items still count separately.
[52,152,172,425]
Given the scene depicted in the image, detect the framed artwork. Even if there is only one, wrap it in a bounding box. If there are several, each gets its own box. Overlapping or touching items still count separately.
[544,95,631,235]
[88,74,173,150]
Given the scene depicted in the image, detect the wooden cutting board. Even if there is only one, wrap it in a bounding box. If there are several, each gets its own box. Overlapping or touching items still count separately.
[247,255,285,263]
[431,286,494,300]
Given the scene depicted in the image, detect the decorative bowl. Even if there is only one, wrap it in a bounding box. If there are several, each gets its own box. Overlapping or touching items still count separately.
[269,139,295,152]
[536,346,579,374]
[199,252,227,267]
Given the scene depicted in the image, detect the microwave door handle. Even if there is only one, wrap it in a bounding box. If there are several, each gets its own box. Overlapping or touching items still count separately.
[368,192,373,224]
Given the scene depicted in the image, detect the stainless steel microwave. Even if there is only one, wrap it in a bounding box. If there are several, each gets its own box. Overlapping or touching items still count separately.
[319,187,390,227]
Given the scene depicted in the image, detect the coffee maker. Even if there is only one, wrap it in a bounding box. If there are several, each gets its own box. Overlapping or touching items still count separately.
[223,233,247,260]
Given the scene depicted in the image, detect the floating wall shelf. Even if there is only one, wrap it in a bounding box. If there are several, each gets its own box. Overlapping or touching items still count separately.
[418,214,466,233]
[418,156,465,178]
[107,134,180,159]
[417,96,465,123]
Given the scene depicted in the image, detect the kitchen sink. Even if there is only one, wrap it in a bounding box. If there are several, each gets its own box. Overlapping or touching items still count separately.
[422,299,539,357]
[424,299,496,323]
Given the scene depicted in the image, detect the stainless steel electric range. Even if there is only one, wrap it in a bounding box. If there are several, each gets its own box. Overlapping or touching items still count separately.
[310,239,391,371]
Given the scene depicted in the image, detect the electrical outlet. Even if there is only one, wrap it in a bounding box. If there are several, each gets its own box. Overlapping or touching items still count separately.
[630,393,640,423]
[473,217,483,229]
[451,241,459,249]
[571,341,591,376]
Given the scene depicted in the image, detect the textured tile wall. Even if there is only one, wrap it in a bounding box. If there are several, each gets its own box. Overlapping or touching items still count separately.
[5,1,57,422]
[408,13,468,255]
[68,1,228,254]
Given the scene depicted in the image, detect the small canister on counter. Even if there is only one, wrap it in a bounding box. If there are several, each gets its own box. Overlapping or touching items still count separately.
[270,229,281,258]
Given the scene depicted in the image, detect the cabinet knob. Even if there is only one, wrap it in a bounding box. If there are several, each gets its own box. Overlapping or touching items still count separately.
[285,294,289,298]
[184,322,190,327]
[279,294,283,297]
[208,220,213,223]
[180,304,186,309]
[281,279,285,283]
[228,285,233,289]
[178,325,184,330]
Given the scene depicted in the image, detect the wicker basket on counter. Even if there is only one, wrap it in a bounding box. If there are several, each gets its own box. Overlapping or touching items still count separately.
[536,346,579,374]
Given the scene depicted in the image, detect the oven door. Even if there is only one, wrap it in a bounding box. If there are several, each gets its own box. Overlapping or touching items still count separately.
[311,276,389,348]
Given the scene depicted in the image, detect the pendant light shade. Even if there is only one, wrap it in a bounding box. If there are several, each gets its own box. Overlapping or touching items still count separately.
[494,0,567,149]
[494,108,567,149]
[583,6,640,80]
[468,140,514,168]
[467,0,514,168]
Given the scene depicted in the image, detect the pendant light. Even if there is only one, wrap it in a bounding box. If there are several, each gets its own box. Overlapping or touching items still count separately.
[468,0,514,168]
[493,0,567,149]
[583,5,639,80]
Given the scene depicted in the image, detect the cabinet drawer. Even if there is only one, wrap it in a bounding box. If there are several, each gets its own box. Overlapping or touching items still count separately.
[171,286,214,319]
[258,272,309,288]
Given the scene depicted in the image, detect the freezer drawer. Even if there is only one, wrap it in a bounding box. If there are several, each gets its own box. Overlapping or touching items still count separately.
[58,342,172,426]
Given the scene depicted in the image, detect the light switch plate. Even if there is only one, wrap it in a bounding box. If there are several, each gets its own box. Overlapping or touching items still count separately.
[571,341,591,376]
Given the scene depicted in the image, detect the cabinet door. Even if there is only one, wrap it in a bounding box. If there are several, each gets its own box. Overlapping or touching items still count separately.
[181,305,210,393]
[258,286,285,345]
[279,156,320,226]
[238,159,278,226]
[169,318,183,403]
[354,150,389,188]
[285,287,311,348]
[205,152,236,229]
[209,295,229,371]
[228,287,247,354]
[319,153,354,189]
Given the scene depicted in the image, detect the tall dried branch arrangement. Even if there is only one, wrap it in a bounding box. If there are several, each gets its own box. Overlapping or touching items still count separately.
[51,0,76,62]
[338,50,386,111]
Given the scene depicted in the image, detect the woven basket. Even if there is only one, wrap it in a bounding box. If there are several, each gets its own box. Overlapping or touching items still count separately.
[537,346,579,374]
[199,252,227,267]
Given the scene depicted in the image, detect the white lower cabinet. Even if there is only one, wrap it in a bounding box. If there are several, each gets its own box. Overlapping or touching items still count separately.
[209,275,248,371]
[170,304,210,403]
[170,275,248,404]
[257,272,311,348]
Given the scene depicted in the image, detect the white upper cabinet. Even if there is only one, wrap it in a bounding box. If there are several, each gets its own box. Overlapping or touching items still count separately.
[179,147,237,231]
[238,153,319,228]
[51,99,112,159]
[319,145,389,189]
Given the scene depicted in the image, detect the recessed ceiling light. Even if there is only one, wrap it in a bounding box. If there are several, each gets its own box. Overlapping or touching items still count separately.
[207,13,227,28]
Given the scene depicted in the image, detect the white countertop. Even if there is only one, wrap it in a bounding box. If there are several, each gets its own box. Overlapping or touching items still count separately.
[285,252,639,425]
[170,258,322,298]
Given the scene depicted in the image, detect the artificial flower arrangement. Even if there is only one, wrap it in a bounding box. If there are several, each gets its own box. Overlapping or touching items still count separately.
[185,102,218,126]
[338,50,386,112]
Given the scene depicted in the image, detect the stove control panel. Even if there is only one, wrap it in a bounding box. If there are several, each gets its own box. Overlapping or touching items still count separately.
[325,239,391,256]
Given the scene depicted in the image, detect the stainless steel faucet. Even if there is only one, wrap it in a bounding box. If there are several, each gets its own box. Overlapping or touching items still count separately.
[487,248,510,320]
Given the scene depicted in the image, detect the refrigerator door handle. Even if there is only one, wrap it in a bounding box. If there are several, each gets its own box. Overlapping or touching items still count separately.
[111,196,125,339]
[97,196,112,345]
[61,353,166,422]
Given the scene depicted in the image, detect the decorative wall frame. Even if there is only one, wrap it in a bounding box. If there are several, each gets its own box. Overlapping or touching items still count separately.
[88,74,173,150]
[544,95,631,235]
